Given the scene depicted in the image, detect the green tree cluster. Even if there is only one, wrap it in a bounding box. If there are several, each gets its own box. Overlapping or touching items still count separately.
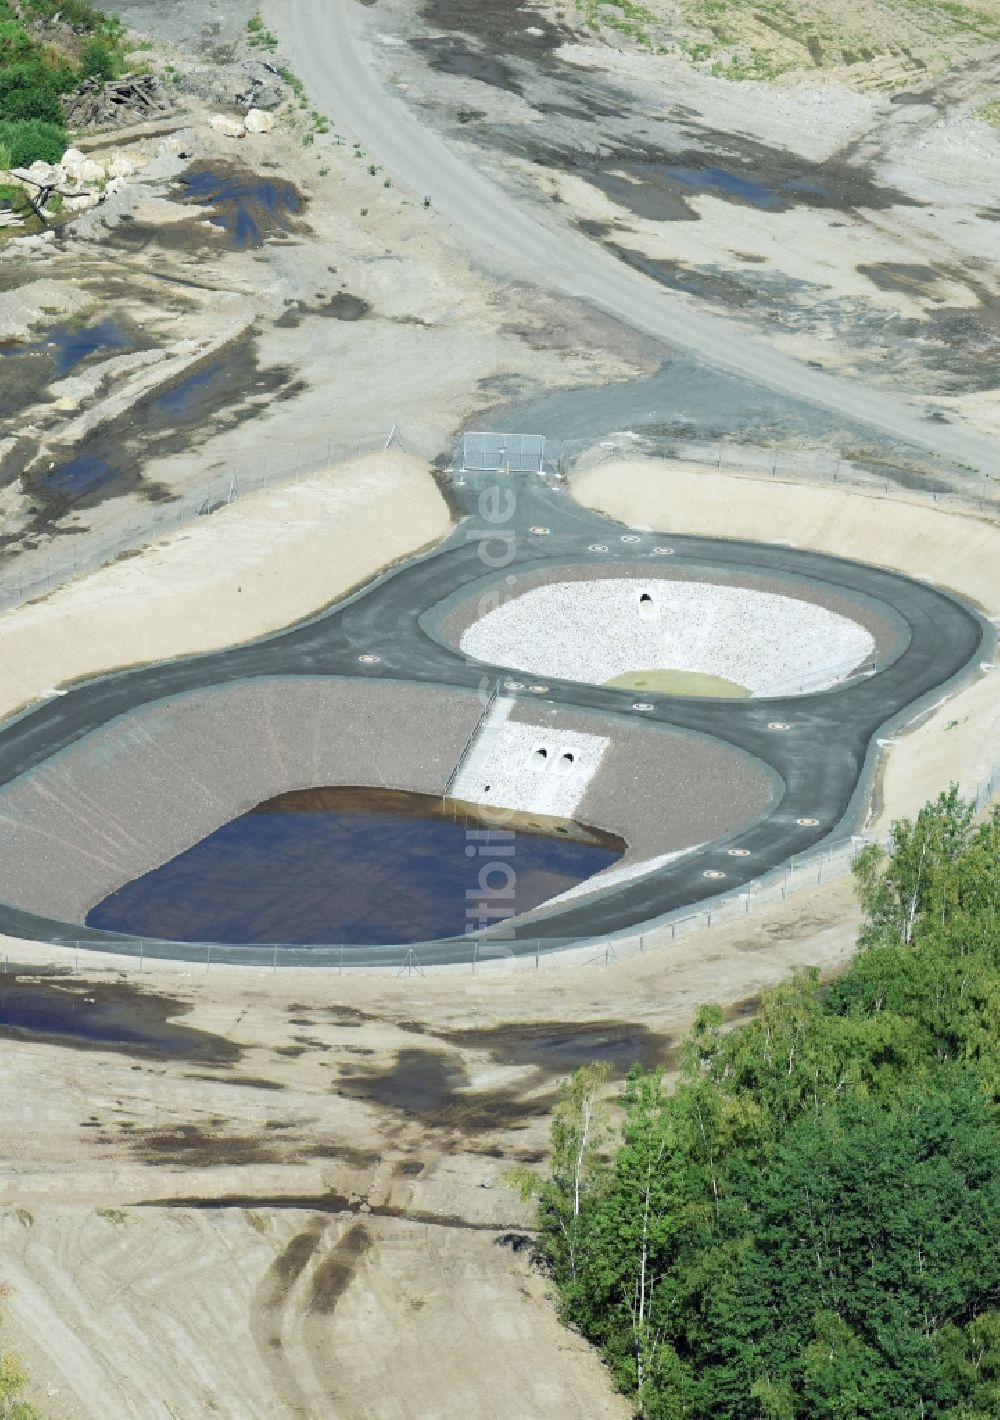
[528,789,1000,1417]
[0,0,125,166]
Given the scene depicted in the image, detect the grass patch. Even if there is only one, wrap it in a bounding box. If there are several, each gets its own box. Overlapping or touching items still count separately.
[635,0,1000,83]
[247,14,279,51]
[574,0,656,48]
[603,668,751,698]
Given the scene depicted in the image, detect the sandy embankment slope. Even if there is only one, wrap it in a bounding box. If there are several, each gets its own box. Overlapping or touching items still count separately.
[573,460,1000,829]
[0,450,452,724]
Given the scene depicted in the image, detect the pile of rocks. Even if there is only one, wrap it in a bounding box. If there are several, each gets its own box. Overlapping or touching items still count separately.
[3,148,139,232]
[209,108,275,138]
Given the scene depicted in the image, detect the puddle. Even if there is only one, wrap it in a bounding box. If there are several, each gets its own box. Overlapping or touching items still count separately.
[0,977,237,1061]
[0,317,141,420]
[44,452,117,497]
[86,788,623,947]
[582,148,917,223]
[31,342,297,512]
[146,360,231,420]
[45,317,136,377]
[275,291,372,329]
[0,317,136,379]
[176,163,304,249]
[857,262,941,294]
[660,165,783,210]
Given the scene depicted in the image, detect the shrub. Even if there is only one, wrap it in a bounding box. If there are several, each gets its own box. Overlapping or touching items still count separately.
[80,35,118,81]
[0,58,67,124]
[0,118,68,166]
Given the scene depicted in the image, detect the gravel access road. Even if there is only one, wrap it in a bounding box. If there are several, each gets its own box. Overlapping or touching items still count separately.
[284,0,999,476]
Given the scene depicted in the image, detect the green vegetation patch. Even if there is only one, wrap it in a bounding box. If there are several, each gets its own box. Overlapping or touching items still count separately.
[1,1293,43,1418]
[603,668,751,698]
[0,0,126,166]
[518,787,1000,1416]
[592,0,1000,84]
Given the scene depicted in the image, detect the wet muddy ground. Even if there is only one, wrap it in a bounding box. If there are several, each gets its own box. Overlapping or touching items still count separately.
[14,337,302,521]
[368,0,1000,412]
[0,973,236,1061]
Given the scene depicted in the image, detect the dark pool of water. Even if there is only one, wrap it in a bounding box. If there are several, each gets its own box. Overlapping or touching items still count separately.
[0,318,138,421]
[1,317,135,379]
[0,978,236,1060]
[660,164,782,209]
[147,360,231,420]
[177,165,303,248]
[86,791,622,946]
[44,452,117,496]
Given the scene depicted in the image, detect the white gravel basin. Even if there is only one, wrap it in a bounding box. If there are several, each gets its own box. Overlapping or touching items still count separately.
[460,578,876,697]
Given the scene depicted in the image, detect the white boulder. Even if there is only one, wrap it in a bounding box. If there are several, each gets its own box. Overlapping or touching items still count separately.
[24,161,66,187]
[60,147,88,177]
[210,113,247,138]
[244,107,275,134]
[107,152,137,179]
[77,158,106,185]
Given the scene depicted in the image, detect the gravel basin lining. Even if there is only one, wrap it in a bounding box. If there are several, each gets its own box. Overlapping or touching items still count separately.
[460,577,877,696]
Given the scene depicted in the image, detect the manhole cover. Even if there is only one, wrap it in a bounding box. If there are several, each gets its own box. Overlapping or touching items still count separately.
[703,869,726,879]
[358,654,381,664]
[529,525,550,535]
[728,848,751,857]
[767,721,791,730]
[797,817,819,827]
[588,543,609,553]
[632,701,654,712]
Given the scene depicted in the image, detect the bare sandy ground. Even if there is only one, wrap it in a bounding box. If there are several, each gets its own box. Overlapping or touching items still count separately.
[0,872,859,1419]
[0,450,450,722]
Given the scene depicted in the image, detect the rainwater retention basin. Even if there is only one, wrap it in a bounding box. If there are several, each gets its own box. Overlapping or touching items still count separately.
[86,788,624,947]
